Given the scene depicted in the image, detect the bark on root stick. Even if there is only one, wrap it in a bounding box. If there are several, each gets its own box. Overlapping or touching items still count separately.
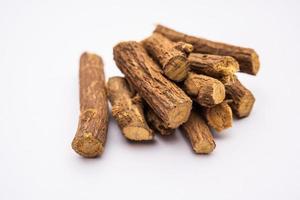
[72,52,108,158]
[125,77,174,136]
[180,110,216,154]
[203,101,233,132]
[221,75,255,118]
[184,73,225,107]
[188,53,239,78]
[142,33,192,81]
[113,41,192,129]
[107,77,154,141]
[145,108,175,136]
[154,24,260,75]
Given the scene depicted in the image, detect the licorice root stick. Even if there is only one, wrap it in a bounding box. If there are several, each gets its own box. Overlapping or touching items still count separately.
[72,52,109,158]
[154,24,260,75]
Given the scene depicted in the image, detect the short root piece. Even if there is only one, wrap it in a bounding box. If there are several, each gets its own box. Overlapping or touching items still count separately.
[181,110,216,154]
[107,77,154,141]
[184,72,225,107]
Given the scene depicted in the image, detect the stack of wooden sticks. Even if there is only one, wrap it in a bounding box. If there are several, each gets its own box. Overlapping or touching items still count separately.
[71,25,259,158]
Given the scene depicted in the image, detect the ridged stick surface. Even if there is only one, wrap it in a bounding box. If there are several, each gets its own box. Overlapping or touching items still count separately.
[143,33,190,81]
[113,41,192,128]
[107,77,154,141]
[72,52,108,158]
[145,108,175,136]
[181,110,216,154]
[155,24,260,75]
[184,73,225,107]
[188,53,239,77]
[221,75,255,118]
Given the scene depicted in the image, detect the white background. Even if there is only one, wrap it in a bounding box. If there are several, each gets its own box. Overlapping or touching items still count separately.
[1,0,300,199]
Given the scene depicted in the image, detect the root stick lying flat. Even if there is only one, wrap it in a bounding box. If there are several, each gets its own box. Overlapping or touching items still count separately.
[155,24,260,75]
[72,52,108,158]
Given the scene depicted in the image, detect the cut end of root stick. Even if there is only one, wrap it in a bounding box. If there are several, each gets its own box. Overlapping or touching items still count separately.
[167,101,192,128]
[212,83,226,105]
[234,93,256,118]
[205,102,233,132]
[216,56,240,75]
[196,80,225,107]
[251,52,260,75]
[123,127,154,141]
[193,140,216,154]
[72,132,103,158]
[164,55,189,82]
